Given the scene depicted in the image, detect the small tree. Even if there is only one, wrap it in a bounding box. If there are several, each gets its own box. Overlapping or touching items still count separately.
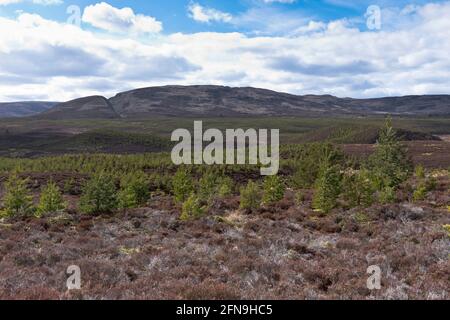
[342,169,375,208]
[79,172,117,214]
[36,180,66,217]
[378,186,396,204]
[172,167,194,203]
[198,170,220,203]
[414,165,425,179]
[149,172,172,193]
[412,183,427,202]
[2,172,34,217]
[239,180,261,211]
[180,193,204,221]
[312,160,342,213]
[118,171,149,209]
[218,176,234,197]
[262,175,285,205]
[290,143,344,188]
[412,175,436,202]
[368,118,412,190]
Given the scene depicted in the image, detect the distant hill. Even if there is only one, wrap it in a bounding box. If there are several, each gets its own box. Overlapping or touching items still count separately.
[5,86,450,119]
[108,86,450,117]
[36,96,118,119]
[340,95,450,116]
[0,101,57,118]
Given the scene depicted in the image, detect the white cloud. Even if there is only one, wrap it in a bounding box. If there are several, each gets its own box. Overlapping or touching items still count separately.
[82,2,162,34]
[0,2,450,101]
[188,2,232,23]
[291,21,327,35]
[231,6,311,35]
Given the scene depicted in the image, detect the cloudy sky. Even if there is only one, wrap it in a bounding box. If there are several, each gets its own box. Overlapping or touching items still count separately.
[0,0,449,101]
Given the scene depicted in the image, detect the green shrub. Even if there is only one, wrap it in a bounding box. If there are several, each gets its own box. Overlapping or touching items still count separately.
[414,165,425,179]
[117,171,149,209]
[149,172,172,193]
[262,175,285,205]
[378,186,396,204]
[117,187,136,209]
[312,160,342,213]
[239,180,261,211]
[342,169,375,208]
[412,176,436,202]
[367,118,412,190]
[180,194,205,221]
[172,167,194,203]
[412,183,427,202]
[36,180,66,217]
[198,170,220,203]
[63,178,77,195]
[218,176,234,197]
[289,143,344,188]
[2,172,34,217]
[79,172,118,214]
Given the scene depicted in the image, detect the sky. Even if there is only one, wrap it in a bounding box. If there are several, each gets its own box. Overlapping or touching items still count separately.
[0,0,449,101]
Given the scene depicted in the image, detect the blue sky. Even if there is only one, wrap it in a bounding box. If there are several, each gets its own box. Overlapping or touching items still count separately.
[0,0,449,101]
[1,0,445,34]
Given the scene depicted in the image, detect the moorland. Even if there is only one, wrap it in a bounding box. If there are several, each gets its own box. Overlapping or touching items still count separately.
[0,86,449,299]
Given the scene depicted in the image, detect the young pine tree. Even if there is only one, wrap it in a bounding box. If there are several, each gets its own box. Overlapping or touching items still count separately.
[262,175,285,205]
[117,171,150,209]
[342,169,375,208]
[290,143,344,188]
[414,165,425,179]
[79,172,118,214]
[198,170,220,203]
[412,172,436,202]
[239,180,261,211]
[379,186,396,204]
[2,171,34,217]
[312,160,342,213]
[180,193,204,221]
[368,117,412,190]
[218,176,234,197]
[36,180,66,217]
[172,167,194,203]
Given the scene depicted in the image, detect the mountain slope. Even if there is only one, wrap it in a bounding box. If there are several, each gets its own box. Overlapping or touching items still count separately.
[109,85,347,117]
[37,96,119,119]
[0,101,57,118]
[20,86,450,119]
[341,95,450,115]
[109,86,450,117]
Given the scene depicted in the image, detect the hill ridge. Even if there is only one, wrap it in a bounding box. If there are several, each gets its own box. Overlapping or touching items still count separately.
[37,95,119,119]
[17,85,450,119]
[0,101,58,118]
